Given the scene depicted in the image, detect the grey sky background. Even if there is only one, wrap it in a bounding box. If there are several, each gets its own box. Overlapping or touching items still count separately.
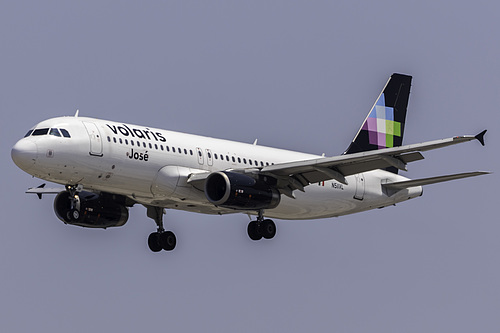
[1,1,499,332]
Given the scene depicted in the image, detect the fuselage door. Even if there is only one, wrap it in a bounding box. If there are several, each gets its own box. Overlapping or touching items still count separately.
[196,147,204,165]
[83,122,103,157]
[206,149,213,166]
[354,173,365,200]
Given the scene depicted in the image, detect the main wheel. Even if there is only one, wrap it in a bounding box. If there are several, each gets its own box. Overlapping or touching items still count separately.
[160,231,176,251]
[148,232,162,252]
[261,219,276,239]
[247,221,262,241]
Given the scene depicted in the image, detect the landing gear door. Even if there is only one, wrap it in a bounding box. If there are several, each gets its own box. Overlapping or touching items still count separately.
[83,122,103,157]
[354,173,365,200]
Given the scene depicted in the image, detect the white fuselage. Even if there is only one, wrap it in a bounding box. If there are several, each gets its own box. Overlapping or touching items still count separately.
[12,116,422,220]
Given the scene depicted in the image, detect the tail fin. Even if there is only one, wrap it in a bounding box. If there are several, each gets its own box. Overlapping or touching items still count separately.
[344,73,412,157]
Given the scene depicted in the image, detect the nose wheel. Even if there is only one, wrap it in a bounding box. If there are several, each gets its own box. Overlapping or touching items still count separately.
[146,206,176,252]
[247,210,276,241]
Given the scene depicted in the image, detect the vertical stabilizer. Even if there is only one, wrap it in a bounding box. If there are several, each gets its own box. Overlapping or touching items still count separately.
[344,73,412,157]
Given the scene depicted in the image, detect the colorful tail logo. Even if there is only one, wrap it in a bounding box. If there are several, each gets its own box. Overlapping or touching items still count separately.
[362,93,402,149]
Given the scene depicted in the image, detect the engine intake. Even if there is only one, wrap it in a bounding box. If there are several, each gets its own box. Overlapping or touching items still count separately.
[54,191,129,228]
[205,171,280,210]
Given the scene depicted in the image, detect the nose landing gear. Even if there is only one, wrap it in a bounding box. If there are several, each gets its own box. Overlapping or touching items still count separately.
[65,184,83,222]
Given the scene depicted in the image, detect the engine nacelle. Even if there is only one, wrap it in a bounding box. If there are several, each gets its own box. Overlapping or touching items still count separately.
[54,191,129,228]
[204,171,280,210]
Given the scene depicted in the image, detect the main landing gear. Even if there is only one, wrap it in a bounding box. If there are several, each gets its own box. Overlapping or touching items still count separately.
[247,210,276,241]
[146,206,176,252]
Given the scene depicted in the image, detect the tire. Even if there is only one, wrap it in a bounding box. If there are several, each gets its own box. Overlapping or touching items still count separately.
[261,219,276,239]
[64,210,73,223]
[160,231,176,251]
[148,232,163,252]
[247,221,262,241]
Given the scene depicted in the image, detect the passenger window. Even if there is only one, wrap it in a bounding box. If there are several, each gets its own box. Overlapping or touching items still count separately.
[184,149,188,154]
[190,150,193,155]
[232,157,235,162]
[60,129,71,138]
[32,128,49,136]
[131,140,134,146]
[249,159,252,165]
[107,136,111,142]
[237,157,241,163]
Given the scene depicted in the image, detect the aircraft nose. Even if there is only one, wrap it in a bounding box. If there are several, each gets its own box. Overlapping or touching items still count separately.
[11,139,38,171]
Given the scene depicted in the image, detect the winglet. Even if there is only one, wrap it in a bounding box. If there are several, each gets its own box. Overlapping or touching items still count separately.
[36,183,46,200]
[475,130,487,146]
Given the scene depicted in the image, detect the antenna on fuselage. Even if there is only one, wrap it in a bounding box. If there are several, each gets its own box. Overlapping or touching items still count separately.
[253,139,258,145]
[74,109,79,117]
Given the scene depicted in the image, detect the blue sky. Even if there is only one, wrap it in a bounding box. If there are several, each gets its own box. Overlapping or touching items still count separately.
[1,1,498,332]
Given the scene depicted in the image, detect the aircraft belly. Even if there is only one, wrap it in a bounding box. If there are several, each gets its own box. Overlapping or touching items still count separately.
[266,180,360,220]
[266,171,420,220]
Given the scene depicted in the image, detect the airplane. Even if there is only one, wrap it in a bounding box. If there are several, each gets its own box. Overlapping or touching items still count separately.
[11,73,489,253]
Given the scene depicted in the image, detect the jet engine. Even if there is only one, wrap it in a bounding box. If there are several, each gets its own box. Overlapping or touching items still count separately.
[54,191,129,228]
[204,171,280,210]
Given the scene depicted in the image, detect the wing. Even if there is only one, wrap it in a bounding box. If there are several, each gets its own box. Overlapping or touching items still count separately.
[26,183,66,199]
[260,131,486,196]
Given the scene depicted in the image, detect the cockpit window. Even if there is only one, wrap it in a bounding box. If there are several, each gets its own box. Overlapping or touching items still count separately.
[26,127,71,138]
[60,129,71,138]
[32,128,50,136]
[49,128,61,137]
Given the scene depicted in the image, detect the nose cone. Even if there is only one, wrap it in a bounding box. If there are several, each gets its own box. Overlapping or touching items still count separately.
[11,139,38,172]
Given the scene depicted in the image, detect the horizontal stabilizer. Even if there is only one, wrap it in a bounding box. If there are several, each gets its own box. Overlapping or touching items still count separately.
[382,171,490,190]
